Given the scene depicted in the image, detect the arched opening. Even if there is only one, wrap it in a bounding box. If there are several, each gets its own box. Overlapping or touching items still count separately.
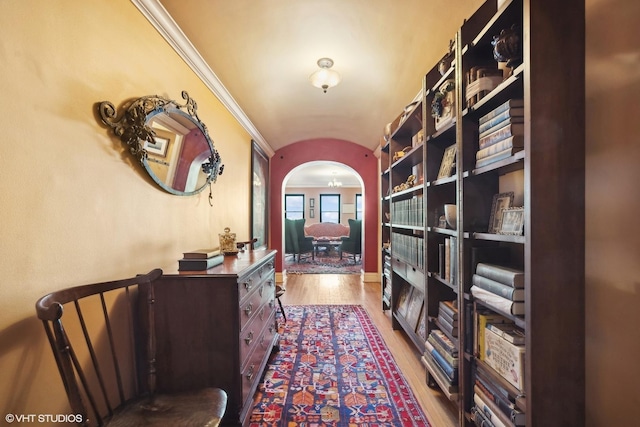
[268,138,378,281]
[282,161,364,274]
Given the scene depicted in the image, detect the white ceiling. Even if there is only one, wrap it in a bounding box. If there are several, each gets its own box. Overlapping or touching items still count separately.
[150,0,484,154]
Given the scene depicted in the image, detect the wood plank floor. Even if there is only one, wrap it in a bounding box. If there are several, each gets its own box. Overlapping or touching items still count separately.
[279,273,459,427]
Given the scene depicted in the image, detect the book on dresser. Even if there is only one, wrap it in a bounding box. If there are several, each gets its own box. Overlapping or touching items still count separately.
[472,274,525,301]
[476,263,524,288]
[472,286,525,316]
[178,254,224,271]
[182,248,221,259]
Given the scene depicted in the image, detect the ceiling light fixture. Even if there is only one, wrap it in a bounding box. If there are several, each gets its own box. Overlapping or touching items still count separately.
[328,177,342,187]
[309,57,341,93]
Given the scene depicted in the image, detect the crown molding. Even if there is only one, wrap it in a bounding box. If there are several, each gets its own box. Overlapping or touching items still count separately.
[130,0,274,158]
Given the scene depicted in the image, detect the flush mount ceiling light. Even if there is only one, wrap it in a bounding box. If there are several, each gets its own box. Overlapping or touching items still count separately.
[309,57,341,93]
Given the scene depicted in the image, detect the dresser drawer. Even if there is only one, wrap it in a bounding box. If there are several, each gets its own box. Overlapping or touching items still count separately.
[239,300,276,366]
[241,311,277,401]
[240,283,265,331]
[238,261,275,302]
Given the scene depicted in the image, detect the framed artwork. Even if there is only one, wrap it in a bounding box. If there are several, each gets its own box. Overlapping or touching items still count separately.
[499,207,525,235]
[144,128,173,157]
[309,208,315,218]
[437,144,457,180]
[309,198,315,208]
[251,140,269,249]
[488,191,514,233]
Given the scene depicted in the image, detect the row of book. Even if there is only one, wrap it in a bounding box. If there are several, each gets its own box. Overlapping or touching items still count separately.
[470,262,525,316]
[390,232,424,269]
[476,98,524,169]
[390,195,424,227]
[438,236,458,285]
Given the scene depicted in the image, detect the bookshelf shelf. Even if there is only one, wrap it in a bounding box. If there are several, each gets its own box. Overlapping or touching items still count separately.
[378,0,584,425]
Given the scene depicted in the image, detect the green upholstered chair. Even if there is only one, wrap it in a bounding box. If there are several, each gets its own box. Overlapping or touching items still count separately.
[340,219,362,262]
[293,218,314,262]
[285,218,314,262]
[284,218,298,261]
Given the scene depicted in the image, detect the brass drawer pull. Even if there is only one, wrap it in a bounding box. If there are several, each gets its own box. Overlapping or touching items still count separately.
[259,307,265,321]
[259,286,263,297]
[244,280,253,292]
[246,364,255,381]
[244,303,253,317]
[244,331,253,346]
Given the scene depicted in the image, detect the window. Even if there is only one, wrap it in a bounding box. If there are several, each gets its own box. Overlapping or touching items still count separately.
[355,194,363,220]
[320,194,340,223]
[285,194,304,219]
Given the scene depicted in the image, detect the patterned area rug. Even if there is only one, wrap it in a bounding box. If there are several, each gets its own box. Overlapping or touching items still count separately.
[249,305,431,426]
[284,253,361,274]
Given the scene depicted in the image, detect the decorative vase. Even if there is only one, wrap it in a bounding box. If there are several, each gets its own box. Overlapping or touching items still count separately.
[492,25,521,71]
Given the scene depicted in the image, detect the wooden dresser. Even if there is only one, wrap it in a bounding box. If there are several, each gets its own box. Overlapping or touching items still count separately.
[141,249,278,426]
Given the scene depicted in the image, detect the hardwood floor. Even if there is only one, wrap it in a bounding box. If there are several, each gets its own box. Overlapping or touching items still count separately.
[278,273,459,427]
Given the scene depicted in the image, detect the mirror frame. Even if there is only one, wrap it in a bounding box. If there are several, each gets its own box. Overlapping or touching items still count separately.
[99,91,223,196]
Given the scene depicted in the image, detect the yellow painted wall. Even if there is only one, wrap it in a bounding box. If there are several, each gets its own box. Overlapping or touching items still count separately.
[0,0,252,419]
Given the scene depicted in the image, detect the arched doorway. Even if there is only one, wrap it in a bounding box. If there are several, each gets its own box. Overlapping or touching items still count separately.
[282,161,364,273]
[269,138,378,281]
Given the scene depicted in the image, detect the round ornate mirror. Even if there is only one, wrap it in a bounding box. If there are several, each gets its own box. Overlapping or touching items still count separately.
[99,91,223,196]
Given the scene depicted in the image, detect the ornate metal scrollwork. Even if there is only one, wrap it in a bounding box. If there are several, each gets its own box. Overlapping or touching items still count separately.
[98,91,224,196]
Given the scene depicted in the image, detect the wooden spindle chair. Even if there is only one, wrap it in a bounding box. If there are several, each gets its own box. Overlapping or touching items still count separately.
[35,268,227,426]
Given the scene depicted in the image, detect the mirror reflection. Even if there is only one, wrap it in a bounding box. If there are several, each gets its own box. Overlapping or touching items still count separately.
[98,91,223,196]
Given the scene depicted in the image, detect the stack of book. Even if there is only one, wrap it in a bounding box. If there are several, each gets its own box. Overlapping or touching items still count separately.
[424,329,459,391]
[437,300,458,338]
[178,248,224,271]
[470,262,525,316]
[475,99,524,169]
[474,365,526,426]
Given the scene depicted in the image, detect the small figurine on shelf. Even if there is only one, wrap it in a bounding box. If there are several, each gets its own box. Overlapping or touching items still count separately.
[219,227,238,255]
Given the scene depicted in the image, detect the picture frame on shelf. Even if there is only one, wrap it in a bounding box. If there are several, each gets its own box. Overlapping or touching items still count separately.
[437,144,457,180]
[488,191,514,233]
[498,207,525,235]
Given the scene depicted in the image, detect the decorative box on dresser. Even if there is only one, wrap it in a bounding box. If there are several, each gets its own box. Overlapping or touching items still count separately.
[139,250,278,426]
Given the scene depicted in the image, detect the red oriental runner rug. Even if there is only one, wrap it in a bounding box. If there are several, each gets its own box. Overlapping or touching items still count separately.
[249,305,431,426]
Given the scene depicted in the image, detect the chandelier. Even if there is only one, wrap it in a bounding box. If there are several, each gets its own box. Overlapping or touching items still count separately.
[328,177,342,187]
[309,58,341,93]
